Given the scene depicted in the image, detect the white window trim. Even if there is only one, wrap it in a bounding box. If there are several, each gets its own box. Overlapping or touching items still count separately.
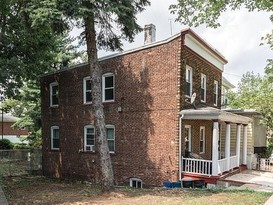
[214,80,218,106]
[200,126,205,154]
[129,178,143,188]
[84,125,95,152]
[185,125,191,152]
[50,82,59,107]
[185,65,193,97]
[102,73,115,102]
[201,74,206,102]
[83,76,92,104]
[106,124,115,153]
[51,126,59,150]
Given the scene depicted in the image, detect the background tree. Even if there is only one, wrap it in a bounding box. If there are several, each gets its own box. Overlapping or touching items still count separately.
[227,72,273,155]
[0,1,78,148]
[30,0,150,191]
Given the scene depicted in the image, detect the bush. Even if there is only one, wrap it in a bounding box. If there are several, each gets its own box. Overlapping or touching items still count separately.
[13,143,30,149]
[0,139,14,149]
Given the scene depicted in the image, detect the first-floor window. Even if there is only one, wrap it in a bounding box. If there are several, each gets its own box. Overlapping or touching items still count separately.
[106,125,115,153]
[200,126,205,153]
[51,126,59,150]
[84,125,95,151]
[185,125,191,152]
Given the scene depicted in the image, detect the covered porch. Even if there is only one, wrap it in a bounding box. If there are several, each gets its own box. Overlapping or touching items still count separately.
[179,107,252,181]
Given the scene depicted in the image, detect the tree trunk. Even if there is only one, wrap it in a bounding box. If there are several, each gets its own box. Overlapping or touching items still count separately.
[84,11,114,191]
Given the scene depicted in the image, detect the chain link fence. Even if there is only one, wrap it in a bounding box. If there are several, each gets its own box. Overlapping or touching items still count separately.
[0,149,42,177]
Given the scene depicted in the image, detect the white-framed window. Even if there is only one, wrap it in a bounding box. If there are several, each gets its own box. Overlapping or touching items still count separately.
[213,80,218,106]
[185,65,193,97]
[50,82,59,107]
[200,126,205,154]
[84,125,95,152]
[106,125,115,153]
[221,86,228,106]
[102,73,114,102]
[83,76,92,104]
[51,126,59,150]
[201,74,206,102]
[129,178,143,189]
[185,125,191,152]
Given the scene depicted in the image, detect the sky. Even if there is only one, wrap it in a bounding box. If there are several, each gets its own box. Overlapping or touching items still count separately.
[95,0,272,87]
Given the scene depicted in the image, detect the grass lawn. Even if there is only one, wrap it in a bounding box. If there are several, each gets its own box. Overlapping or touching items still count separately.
[1,176,272,205]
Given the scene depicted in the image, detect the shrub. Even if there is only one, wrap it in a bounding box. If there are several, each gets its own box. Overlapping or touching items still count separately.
[0,139,14,149]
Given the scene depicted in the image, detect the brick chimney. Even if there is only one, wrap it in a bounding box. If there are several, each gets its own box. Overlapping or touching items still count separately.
[144,24,156,45]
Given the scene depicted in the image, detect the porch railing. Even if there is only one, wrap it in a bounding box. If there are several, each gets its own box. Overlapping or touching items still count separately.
[181,157,212,176]
[182,155,240,176]
[218,158,228,174]
[230,155,238,169]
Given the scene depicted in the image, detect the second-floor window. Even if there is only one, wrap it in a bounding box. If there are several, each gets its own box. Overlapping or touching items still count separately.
[83,77,92,104]
[84,125,95,151]
[213,80,218,106]
[102,73,114,102]
[185,65,192,97]
[50,82,59,107]
[201,74,206,102]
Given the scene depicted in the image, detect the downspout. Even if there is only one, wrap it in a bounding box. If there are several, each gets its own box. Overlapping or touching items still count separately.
[179,114,184,181]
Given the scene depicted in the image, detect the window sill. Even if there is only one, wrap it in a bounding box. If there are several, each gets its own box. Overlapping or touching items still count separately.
[102,100,115,104]
[50,148,60,151]
[50,105,59,108]
[83,102,92,105]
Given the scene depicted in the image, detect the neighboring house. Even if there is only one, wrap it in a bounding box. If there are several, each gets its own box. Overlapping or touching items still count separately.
[220,77,267,168]
[0,113,28,144]
[41,25,252,187]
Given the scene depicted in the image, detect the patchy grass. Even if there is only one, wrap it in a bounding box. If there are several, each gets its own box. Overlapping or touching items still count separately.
[1,176,272,205]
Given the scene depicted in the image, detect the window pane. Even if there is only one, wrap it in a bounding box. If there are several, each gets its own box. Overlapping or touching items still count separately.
[86,91,92,102]
[53,139,59,148]
[201,89,205,101]
[86,80,91,90]
[52,96,58,105]
[108,140,114,152]
[52,85,58,95]
[105,89,114,101]
[53,129,59,139]
[107,128,114,139]
[186,82,191,96]
[105,76,113,88]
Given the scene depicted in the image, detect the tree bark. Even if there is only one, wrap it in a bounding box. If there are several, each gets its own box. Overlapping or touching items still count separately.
[84,11,114,191]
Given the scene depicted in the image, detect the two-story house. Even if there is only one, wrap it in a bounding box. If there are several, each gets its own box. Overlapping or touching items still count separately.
[41,25,252,187]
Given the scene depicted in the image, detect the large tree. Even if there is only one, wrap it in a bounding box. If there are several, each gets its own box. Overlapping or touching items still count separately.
[30,0,150,191]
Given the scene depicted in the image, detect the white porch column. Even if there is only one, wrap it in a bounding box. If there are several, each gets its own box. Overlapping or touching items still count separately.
[236,124,241,167]
[225,122,231,170]
[243,124,248,165]
[212,120,219,176]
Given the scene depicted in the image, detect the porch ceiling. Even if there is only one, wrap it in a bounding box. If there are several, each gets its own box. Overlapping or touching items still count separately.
[180,106,252,124]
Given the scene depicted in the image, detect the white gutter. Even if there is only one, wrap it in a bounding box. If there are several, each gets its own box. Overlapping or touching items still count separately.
[179,114,184,181]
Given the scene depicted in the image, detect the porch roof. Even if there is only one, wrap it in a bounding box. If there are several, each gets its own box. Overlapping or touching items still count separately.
[180,106,252,125]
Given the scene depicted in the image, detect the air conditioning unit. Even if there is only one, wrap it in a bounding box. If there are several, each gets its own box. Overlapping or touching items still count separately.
[86,145,95,152]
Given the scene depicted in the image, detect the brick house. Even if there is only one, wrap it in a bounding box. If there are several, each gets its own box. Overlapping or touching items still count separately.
[41,25,252,187]
[0,113,28,143]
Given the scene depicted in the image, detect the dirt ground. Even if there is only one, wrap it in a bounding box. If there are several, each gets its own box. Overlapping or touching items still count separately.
[1,176,272,205]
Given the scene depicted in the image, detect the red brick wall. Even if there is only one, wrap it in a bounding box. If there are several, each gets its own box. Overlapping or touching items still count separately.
[41,37,182,186]
[0,122,28,136]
